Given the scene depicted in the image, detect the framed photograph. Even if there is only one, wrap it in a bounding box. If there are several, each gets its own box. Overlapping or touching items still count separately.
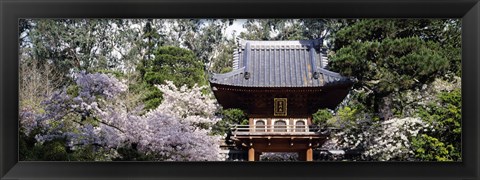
[1,0,479,180]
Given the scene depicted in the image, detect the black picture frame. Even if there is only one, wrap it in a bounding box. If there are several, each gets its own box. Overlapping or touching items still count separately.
[1,0,479,179]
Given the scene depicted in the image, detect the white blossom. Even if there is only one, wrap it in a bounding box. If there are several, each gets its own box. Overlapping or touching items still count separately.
[362,117,427,161]
[31,72,225,161]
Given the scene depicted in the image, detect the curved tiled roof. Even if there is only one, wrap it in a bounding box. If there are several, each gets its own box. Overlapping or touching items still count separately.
[209,39,351,87]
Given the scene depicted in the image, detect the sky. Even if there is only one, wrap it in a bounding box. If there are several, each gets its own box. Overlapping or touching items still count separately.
[224,19,247,38]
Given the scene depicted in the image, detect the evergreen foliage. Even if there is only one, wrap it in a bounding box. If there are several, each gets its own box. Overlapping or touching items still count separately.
[141,46,206,110]
[329,19,459,120]
[212,108,248,135]
[312,109,333,128]
[413,89,461,161]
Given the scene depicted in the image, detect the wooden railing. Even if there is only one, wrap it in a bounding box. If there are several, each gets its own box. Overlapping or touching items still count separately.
[230,125,326,134]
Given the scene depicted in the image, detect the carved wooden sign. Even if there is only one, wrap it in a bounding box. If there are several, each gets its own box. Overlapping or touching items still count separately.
[274,98,287,116]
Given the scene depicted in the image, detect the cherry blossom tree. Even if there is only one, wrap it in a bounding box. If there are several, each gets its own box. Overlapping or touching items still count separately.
[32,72,225,161]
[96,81,224,161]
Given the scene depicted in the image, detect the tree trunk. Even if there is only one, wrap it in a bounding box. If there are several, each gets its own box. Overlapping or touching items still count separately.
[373,93,393,120]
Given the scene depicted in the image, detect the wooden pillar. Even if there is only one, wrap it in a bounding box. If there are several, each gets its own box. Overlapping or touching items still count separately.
[255,152,261,161]
[248,147,255,161]
[306,148,313,161]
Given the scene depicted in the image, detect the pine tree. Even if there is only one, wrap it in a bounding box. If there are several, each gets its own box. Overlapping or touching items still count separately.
[141,46,206,110]
[328,19,458,120]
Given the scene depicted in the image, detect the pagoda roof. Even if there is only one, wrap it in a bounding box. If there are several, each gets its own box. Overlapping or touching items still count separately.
[209,39,351,88]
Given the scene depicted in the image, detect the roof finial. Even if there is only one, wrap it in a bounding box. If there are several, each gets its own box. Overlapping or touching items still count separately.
[309,43,319,79]
[243,42,251,79]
